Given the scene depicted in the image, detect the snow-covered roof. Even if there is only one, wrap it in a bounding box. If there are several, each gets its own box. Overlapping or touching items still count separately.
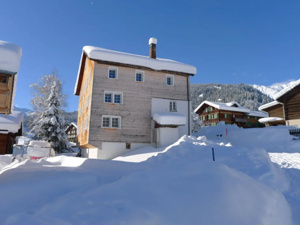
[258,101,281,111]
[248,111,268,118]
[0,40,22,74]
[65,122,77,132]
[0,111,23,133]
[194,101,250,113]
[74,45,196,95]
[153,112,186,125]
[274,78,300,100]
[258,117,284,123]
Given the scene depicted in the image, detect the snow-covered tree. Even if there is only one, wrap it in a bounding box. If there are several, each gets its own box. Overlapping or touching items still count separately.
[31,82,70,153]
[191,111,203,133]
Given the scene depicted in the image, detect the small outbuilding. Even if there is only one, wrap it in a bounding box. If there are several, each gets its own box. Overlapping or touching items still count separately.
[65,122,78,144]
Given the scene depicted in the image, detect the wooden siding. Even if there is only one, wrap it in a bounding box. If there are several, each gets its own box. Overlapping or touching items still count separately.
[0,73,14,115]
[88,62,189,148]
[280,85,300,120]
[264,104,284,118]
[77,57,94,147]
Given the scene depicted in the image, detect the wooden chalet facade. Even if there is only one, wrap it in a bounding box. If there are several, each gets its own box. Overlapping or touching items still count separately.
[194,101,266,128]
[65,123,78,144]
[259,79,300,128]
[74,38,196,159]
[0,41,22,115]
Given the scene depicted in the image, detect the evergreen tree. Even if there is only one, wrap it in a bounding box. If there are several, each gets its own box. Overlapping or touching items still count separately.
[31,82,70,153]
[191,111,203,133]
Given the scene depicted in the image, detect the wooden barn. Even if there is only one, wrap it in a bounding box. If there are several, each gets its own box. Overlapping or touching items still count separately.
[0,111,23,154]
[0,41,22,115]
[259,79,300,128]
[258,101,285,126]
[194,101,267,128]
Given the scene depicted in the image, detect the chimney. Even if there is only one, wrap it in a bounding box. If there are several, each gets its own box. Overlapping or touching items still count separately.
[149,37,157,59]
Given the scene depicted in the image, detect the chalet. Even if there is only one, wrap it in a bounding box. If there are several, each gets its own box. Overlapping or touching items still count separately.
[194,101,267,128]
[0,111,23,154]
[74,38,196,159]
[259,79,300,128]
[0,41,22,115]
[65,122,78,144]
[258,101,285,126]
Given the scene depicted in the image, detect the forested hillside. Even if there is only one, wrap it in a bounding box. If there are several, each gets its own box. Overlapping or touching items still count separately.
[190,83,273,111]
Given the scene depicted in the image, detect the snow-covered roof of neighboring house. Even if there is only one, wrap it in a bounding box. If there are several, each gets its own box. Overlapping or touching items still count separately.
[0,40,22,75]
[153,112,186,125]
[74,45,196,95]
[248,111,268,118]
[0,111,23,133]
[258,117,284,123]
[194,101,250,114]
[274,78,300,100]
[65,122,77,132]
[258,101,281,111]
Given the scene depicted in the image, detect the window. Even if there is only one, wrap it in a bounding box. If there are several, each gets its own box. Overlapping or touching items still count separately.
[105,93,112,103]
[78,125,80,134]
[224,113,228,118]
[78,107,81,117]
[135,71,144,82]
[215,113,218,119]
[104,91,123,104]
[169,101,177,112]
[102,116,121,129]
[126,143,131,149]
[0,75,8,84]
[89,71,91,84]
[108,67,118,79]
[85,117,88,130]
[166,75,174,86]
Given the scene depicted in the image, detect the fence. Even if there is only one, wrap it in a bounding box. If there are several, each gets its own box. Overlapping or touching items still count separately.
[289,129,300,138]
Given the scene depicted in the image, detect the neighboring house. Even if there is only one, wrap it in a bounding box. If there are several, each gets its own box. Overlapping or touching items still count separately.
[0,111,23,154]
[0,41,22,115]
[259,79,300,128]
[74,38,196,159]
[258,101,285,126]
[194,101,267,128]
[65,122,77,144]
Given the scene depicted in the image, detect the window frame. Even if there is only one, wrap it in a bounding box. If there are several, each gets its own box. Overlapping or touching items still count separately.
[169,101,177,112]
[86,95,89,108]
[85,116,88,130]
[108,67,118,79]
[166,74,174,86]
[104,91,123,104]
[135,70,145,82]
[101,115,121,129]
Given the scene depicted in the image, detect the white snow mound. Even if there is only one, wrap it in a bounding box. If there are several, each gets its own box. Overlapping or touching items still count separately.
[0,41,22,74]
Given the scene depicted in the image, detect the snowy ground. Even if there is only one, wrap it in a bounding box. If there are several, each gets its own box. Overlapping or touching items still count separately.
[0,123,300,224]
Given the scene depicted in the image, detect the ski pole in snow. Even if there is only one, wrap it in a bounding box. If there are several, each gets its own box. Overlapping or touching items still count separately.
[212,147,215,161]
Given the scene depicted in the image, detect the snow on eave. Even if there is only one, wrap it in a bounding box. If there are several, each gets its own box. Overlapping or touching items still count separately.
[0,40,22,74]
[74,45,196,95]
[258,117,284,123]
[153,112,186,125]
[194,101,250,114]
[274,78,300,101]
[258,101,281,111]
[248,111,268,118]
[0,111,23,133]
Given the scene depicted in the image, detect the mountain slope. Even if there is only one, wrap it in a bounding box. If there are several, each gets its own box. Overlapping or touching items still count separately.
[190,83,273,111]
[252,81,296,99]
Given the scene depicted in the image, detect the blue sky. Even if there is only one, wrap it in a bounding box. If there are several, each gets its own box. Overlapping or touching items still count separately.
[1,0,300,111]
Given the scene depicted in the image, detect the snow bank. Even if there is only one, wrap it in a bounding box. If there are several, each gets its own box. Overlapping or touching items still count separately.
[0,146,292,225]
[0,111,23,133]
[0,155,12,171]
[153,112,186,125]
[0,41,22,74]
[195,122,299,152]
